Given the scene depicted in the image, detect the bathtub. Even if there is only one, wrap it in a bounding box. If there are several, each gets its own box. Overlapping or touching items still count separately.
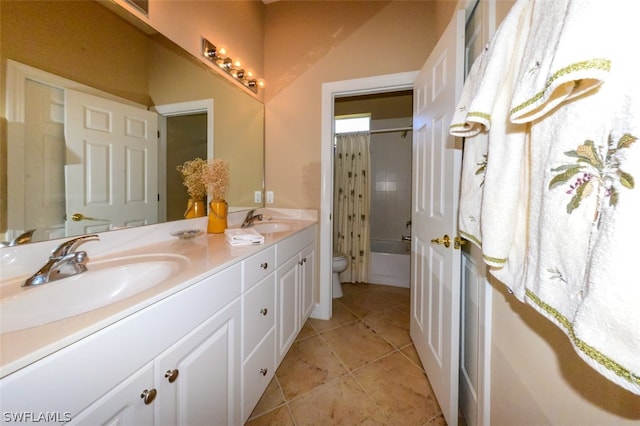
[368,239,411,288]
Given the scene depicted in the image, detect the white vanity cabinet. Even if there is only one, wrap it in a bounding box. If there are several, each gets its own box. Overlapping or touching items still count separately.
[0,263,243,426]
[0,222,317,426]
[275,225,317,364]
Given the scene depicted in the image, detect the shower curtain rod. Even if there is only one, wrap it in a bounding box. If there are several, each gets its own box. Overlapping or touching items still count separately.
[370,126,413,134]
[334,126,413,136]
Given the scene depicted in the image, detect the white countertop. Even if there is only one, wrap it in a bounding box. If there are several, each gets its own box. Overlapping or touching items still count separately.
[0,209,317,378]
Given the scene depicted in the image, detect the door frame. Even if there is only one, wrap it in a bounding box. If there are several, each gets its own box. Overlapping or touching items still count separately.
[154,99,214,223]
[316,71,418,320]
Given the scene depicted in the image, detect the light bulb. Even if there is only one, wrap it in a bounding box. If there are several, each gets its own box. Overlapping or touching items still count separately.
[257,79,266,89]
[245,68,255,79]
[233,58,242,69]
[218,46,228,57]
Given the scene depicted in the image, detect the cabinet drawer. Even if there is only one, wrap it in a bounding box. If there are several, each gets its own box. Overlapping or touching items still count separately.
[242,245,275,291]
[276,225,316,265]
[242,274,276,358]
[241,328,275,423]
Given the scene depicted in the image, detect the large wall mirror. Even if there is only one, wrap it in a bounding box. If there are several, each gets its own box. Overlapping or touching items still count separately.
[1,0,265,245]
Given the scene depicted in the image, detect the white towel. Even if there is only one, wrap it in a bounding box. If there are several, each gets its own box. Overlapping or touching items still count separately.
[451,0,531,252]
[450,50,488,139]
[523,24,640,393]
[463,0,530,132]
[570,45,640,395]
[477,0,532,287]
[452,0,533,302]
[224,228,265,246]
[509,0,614,124]
[451,50,489,247]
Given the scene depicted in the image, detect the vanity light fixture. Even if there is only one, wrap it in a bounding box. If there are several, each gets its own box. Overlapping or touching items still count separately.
[202,37,265,94]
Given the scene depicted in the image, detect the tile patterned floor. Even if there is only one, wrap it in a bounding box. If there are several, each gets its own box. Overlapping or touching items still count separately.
[246,282,447,426]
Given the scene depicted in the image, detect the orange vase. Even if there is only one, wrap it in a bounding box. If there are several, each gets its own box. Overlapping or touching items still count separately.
[184,199,206,219]
[207,199,228,233]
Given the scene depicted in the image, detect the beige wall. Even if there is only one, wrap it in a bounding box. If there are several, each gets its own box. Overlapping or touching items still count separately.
[127,0,265,101]
[263,0,455,209]
[1,1,151,105]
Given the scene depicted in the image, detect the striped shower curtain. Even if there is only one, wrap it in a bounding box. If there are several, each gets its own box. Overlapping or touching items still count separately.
[333,131,370,283]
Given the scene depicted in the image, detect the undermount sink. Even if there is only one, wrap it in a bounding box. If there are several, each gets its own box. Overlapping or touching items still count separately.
[251,222,292,234]
[0,253,189,334]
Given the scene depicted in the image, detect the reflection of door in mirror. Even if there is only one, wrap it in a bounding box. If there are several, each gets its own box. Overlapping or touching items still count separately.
[166,114,207,221]
[64,89,159,237]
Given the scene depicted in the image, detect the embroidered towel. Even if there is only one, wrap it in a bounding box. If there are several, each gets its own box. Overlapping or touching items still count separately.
[570,48,640,395]
[524,35,640,393]
[224,228,265,246]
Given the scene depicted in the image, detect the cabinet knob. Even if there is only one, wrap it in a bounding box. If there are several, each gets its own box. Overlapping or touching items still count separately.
[259,368,268,376]
[260,262,268,270]
[298,260,304,266]
[260,308,268,316]
[164,369,179,383]
[303,257,307,263]
[140,388,157,405]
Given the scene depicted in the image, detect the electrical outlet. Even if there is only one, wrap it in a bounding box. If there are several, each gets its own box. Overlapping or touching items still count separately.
[254,191,262,203]
[266,191,274,204]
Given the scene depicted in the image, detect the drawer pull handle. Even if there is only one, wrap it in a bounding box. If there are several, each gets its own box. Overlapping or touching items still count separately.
[164,369,179,383]
[260,308,268,316]
[140,388,157,405]
[259,368,268,376]
[260,262,268,269]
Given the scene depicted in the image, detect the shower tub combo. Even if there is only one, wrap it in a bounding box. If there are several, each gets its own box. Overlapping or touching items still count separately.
[368,239,410,288]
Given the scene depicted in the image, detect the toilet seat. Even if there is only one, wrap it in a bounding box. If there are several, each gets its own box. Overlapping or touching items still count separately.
[332,252,347,261]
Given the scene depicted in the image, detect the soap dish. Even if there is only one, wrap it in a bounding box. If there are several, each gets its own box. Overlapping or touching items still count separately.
[171,229,204,240]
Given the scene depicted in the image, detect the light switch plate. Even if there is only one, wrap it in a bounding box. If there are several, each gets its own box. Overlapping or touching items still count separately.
[254,191,262,203]
[266,191,274,204]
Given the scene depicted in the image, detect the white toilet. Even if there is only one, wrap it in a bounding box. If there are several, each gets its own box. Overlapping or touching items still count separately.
[332,252,348,298]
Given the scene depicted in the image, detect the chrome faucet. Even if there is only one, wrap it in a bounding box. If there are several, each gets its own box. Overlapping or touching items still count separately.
[23,234,100,287]
[241,209,263,228]
[1,229,36,247]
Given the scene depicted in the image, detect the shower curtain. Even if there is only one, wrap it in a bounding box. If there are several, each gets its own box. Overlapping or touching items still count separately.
[333,131,370,283]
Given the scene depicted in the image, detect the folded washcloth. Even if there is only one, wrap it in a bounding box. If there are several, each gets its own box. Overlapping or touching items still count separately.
[224,228,265,246]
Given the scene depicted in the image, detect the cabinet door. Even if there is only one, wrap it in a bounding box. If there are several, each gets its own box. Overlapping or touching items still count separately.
[275,256,299,363]
[72,362,155,425]
[155,299,241,426]
[300,244,316,322]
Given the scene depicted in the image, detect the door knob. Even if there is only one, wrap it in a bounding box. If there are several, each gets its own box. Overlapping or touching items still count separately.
[70,213,107,222]
[430,234,450,248]
[454,236,467,250]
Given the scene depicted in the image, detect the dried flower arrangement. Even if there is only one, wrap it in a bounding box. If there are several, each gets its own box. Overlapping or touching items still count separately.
[203,159,230,201]
[176,158,208,200]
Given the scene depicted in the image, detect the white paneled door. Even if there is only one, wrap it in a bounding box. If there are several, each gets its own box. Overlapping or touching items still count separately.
[410,9,465,426]
[64,89,158,236]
